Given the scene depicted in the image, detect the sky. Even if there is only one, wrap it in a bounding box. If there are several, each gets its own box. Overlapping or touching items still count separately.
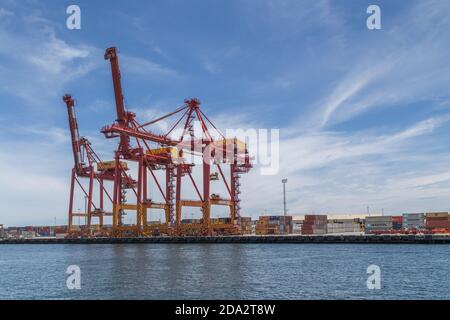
[1,0,450,226]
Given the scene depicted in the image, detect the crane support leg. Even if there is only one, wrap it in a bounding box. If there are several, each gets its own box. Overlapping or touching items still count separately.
[68,168,76,231]
[175,165,182,227]
[137,155,143,230]
[203,158,211,234]
[113,154,121,227]
[230,164,236,225]
[142,163,148,227]
[87,168,94,232]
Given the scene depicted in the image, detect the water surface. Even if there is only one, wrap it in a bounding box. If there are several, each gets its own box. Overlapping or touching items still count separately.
[0,244,449,299]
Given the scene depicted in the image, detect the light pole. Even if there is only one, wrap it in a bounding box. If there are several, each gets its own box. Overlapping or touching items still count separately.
[282,178,288,217]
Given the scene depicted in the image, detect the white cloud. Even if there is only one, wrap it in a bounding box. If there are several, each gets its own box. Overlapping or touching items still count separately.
[0,134,71,225]
[0,19,100,107]
[318,63,392,127]
[19,126,70,144]
[25,33,91,75]
[311,0,450,129]
[121,55,179,78]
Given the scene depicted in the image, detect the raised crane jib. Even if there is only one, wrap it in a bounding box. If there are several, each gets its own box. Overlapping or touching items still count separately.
[104,47,131,154]
[63,94,86,174]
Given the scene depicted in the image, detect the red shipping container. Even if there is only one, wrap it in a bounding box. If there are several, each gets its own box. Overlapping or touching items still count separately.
[426,220,450,228]
[305,215,327,220]
[392,216,403,223]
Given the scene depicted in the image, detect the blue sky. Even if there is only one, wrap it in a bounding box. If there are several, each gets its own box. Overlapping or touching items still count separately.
[1,0,450,226]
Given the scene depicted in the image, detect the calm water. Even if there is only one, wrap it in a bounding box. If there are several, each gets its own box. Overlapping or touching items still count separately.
[0,244,449,300]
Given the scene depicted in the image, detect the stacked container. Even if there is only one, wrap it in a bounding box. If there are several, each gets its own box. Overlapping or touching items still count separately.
[240,217,253,234]
[301,215,327,235]
[38,226,51,236]
[292,219,304,234]
[327,218,361,234]
[256,216,292,235]
[7,228,19,238]
[402,213,425,231]
[0,224,6,239]
[54,226,68,234]
[20,230,36,238]
[54,225,69,239]
[426,212,450,230]
[364,216,392,234]
[391,216,403,231]
[148,220,163,225]
[181,218,202,224]
[279,216,293,234]
[255,217,269,235]
[210,217,231,224]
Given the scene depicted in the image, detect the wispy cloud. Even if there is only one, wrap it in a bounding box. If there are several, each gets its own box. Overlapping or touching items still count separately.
[0,16,100,107]
[121,55,179,78]
[311,0,450,129]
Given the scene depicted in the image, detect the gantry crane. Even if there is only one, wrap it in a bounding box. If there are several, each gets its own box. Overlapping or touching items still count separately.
[101,47,252,237]
[63,94,132,236]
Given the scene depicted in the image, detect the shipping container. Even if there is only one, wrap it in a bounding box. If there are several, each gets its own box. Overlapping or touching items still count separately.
[302,215,327,235]
[257,215,292,234]
[426,212,449,218]
[391,216,403,224]
[426,219,450,229]
[402,213,425,230]
[364,216,393,234]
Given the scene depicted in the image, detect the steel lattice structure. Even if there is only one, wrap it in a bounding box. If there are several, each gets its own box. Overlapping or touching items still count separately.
[64,47,251,237]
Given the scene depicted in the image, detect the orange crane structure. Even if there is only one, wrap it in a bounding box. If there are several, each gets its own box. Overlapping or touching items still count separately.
[64,47,251,237]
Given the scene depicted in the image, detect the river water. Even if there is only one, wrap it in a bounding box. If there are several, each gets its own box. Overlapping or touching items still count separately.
[0,244,449,299]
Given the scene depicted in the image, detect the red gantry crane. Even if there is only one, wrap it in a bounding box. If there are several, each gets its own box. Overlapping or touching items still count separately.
[63,94,133,237]
[101,47,252,237]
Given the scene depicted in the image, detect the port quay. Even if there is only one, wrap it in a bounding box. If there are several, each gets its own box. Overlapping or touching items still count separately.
[2,234,450,244]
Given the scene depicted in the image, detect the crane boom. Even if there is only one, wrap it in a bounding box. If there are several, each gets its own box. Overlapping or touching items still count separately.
[63,94,84,174]
[104,47,130,154]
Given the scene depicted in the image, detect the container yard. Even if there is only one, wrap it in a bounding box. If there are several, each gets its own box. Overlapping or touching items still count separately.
[2,211,450,241]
